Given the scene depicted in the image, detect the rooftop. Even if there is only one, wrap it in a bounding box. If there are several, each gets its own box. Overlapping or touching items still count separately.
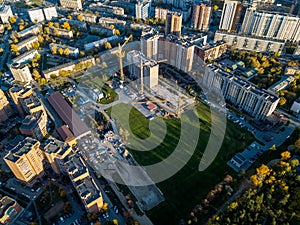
[75,177,102,205]
[40,137,70,157]
[56,125,75,143]
[0,196,17,219]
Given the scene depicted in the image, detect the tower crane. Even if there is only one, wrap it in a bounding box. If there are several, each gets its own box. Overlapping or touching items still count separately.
[176,96,195,117]
[132,99,167,104]
[113,35,133,80]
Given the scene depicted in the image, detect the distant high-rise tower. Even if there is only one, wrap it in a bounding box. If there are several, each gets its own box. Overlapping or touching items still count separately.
[165,12,182,37]
[59,0,82,9]
[135,0,151,19]
[219,0,243,32]
[191,3,212,31]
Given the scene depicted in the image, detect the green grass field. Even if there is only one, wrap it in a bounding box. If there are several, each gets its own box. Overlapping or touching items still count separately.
[108,103,255,225]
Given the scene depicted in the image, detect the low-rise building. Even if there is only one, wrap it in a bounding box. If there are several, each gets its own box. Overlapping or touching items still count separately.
[4,137,45,185]
[65,155,89,182]
[268,76,295,93]
[90,24,115,36]
[0,196,23,225]
[84,35,118,51]
[214,31,285,53]
[15,36,39,52]
[230,153,247,168]
[60,19,87,31]
[17,24,43,38]
[56,125,77,146]
[49,43,79,57]
[11,50,39,65]
[19,111,48,140]
[75,12,97,23]
[49,27,73,38]
[42,56,95,79]
[40,137,72,174]
[89,3,124,16]
[98,17,126,30]
[60,0,82,9]
[291,97,300,113]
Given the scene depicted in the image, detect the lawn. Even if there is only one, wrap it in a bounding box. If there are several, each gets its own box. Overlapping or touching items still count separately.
[107,103,255,225]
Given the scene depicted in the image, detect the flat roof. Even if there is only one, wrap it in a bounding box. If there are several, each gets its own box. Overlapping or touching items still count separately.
[47,92,90,139]
[56,125,75,143]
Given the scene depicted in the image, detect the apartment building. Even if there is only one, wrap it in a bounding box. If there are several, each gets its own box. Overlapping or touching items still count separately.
[98,17,126,30]
[28,9,44,23]
[90,25,115,36]
[11,50,39,65]
[127,50,159,89]
[240,9,300,42]
[0,196,23,225]
[4,137,45,184]
[49,27,73,38]
[155,7,169,20]
[84,36,119,51]
[0,90,13,123]
[219,0,243,32]
[191,3,212,31]
[65,155,103,213]
[43,7,58,20]
[135,0,151,19]
[59,0,82,9]
[19,111,48,141]
[49,43,79,57]
[0,5,13,24]
[16,36,39,52]
[9,85,33,117]
[203,65,279,120]
[40,138,72,174]
[42,56,95,79]
[9,63,33,84]
[214,31,285,53]
[194,41,227,62]
[17,24,43,38]
[165,12,182,37]
[89,3,124,15]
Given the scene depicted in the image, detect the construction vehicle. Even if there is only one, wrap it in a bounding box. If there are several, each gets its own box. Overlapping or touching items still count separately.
[113,35,133,80]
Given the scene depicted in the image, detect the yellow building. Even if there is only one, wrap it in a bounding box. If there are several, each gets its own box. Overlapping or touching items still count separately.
[40,137,72,174]
[0,90,13,123]
[0,196,23,225]
[65,155,90,182]
[4,137,45,185]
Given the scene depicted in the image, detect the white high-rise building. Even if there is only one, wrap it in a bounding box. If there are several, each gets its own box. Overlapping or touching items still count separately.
[241,9,300,42]
[219,0,243,32]
[135,0,151,19]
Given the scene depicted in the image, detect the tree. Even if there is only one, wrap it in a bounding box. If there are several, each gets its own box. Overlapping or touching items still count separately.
[9,16,16,24]
[19,25,24,31]
[62,21,71,30]
[10,44,19,53]
[32,69,41,81]
[77,14,84,21]
[38,35,44,43]
[67,14,72,19]
[58,48,64,55]
[105,42,112,49]
[279,97,287,106]
[281,151,291,160]
[44,27,50,34]
[0,48,3,53]
[63,48,70,56]
[213,5,219,10]
[51,45,57,54]
[114,29,120,36]
[31,42,40,50]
